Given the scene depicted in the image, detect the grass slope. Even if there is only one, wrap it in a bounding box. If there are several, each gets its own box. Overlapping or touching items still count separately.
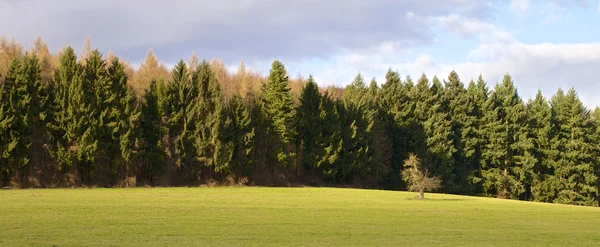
[1,187,599,246]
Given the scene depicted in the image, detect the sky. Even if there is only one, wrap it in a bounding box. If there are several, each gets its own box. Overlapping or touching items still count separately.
[1,0,599,106]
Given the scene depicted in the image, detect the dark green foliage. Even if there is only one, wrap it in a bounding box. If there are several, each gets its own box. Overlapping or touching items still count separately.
[164,60,198,172]
[527,91,553,202]
[0,45,597,207]
[222,94,254,177]
[193,61,224,175]
[139,80,167,185]
[262,60,296,170]
[480,75,535,199]
[546,89,597,206]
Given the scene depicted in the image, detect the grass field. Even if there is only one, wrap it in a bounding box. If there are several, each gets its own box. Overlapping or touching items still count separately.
[1,187,599,246]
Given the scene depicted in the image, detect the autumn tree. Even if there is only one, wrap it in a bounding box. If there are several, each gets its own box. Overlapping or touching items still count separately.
[402,153,442,199]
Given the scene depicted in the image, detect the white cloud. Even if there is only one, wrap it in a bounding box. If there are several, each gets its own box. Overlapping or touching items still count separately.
[509,0,531,15]
[286,14,600,107]
[597,0,600,14]
[541,2,568,24]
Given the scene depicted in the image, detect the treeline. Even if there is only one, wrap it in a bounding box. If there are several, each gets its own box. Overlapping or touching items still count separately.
[0,37,599,207]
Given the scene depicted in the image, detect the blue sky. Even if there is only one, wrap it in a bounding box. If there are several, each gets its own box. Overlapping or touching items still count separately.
[1,0,599,106]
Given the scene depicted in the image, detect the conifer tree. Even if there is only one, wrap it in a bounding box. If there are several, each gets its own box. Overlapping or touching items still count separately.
[409,74,455,192]
[164,60,198,174]
[0,55,50,185]
[296,75,322,174]
[262,60,296,170]
[463,75,488,194]
[339,74,380,182]
[526,91,553,202]
[222,94,255,177]
[378,69,410,188]
[139,80,167,185]
[77,49,109,184]
[0,59,25,185]
[193,60,224,176]
[107,57,140,185]
[548,88,597,205]
[481,75,535,199]
[50,47,83,173]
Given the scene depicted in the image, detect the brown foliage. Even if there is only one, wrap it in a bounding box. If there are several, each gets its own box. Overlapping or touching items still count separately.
[401,153,441,199]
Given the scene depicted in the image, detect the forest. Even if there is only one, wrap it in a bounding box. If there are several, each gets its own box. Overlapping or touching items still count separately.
[1,36,599,207]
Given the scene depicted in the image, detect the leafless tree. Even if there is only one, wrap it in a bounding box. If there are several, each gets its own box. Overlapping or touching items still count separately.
[401,153,441,199]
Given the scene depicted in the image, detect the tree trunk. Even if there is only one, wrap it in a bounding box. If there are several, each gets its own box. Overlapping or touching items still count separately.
[419,190,425,200]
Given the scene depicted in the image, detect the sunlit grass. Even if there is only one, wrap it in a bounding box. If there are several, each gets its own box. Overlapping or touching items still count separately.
[1,187,599,246]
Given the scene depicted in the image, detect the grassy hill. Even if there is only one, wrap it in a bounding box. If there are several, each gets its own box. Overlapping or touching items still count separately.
[1,187,599,246]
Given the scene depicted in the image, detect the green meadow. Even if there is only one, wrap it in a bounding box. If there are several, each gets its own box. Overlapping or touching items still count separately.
[1,187,599,246]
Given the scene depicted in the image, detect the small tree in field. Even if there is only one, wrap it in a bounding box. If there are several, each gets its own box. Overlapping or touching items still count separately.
[402,153,441,199]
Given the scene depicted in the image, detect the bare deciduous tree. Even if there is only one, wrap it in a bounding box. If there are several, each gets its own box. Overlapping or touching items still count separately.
[401,153,441,199]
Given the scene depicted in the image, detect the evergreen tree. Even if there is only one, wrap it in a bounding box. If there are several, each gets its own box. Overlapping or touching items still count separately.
[378,69,411,189]
[0,55,50,186]
[441,71,475,193]
[107,57,140,185]
[193,60,224,176]
[463,75,489,194]
[481,75,535,199]
[164,60,198,178]
[296,75,322,175]
[548,88,597,206]
[0,59,25,185]
[339,73,381,183]
[50,47,84,174]
[526,91,553,202]
[222,94,255,177]
[262,60,296,171]
[408,74,455,192]
[140,80,167,185]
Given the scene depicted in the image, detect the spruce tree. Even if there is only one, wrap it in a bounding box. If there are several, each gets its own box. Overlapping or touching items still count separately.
[262,60,296,171]
[548,88,597,206]
[296,75,322,175]
[441,71,475,193]
[140,80,167,185]
[164,60,198,176]
[526,91,553,202]
[50,47,83,174]
[222,94,255,177]
[193,60,224,176]
[0,60,23,185]
[463,75,488,194]
[107,57,140,185]
[481,74,535,199]
[409,74,455,192]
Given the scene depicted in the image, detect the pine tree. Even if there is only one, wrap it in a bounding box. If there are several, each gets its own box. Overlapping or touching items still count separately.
[193,60,224,176]
[262,60,296,171]
[481,74,535,199]
[548,88,597,206]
